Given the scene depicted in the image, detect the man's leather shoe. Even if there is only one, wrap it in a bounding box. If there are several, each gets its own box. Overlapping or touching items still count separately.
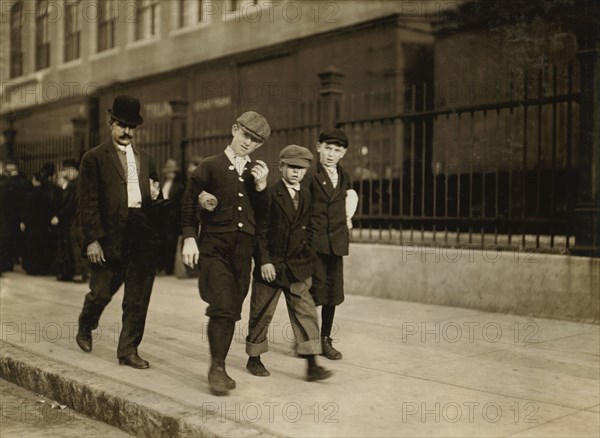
[307,365,333,382]
[321,337,342,360]
[246,357,270,377]
[118,353,149,369]
[76,329,92,353]
[208,365,230,396]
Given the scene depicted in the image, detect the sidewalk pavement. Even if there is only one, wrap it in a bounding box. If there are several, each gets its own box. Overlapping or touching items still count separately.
[1,272,598,437]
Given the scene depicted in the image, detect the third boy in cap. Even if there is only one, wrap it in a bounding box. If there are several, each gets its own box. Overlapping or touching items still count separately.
[305,128,358,360]
[246,145,332,382]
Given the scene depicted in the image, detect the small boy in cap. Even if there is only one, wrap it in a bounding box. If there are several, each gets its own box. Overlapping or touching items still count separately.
[305,128,358,360]
[181,111,271,396]
[246,145,332,382]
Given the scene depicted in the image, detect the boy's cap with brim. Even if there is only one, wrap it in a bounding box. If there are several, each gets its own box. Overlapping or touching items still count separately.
[279,144,314,168]
[236,111,271,141]
[319,128,349,148]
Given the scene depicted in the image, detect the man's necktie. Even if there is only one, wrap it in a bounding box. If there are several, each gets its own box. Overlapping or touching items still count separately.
[325,165,338,188]
[233,155,246,176]
[119,144,142,208]
[292,189,300,211]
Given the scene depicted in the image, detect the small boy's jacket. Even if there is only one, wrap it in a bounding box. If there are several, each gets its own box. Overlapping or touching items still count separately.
[305,162,351,257]
[254,179,315,288]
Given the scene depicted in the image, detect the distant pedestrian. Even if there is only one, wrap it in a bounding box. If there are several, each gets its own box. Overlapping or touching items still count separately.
[20,172,56,275]
[54,159,87,282]
[158,158,185,275]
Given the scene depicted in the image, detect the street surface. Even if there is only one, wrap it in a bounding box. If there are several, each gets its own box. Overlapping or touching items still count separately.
[0,272,599,437]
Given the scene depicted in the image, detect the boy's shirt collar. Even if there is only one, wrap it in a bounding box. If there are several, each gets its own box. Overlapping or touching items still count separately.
[225,145,251,163]
[282,178,301,192]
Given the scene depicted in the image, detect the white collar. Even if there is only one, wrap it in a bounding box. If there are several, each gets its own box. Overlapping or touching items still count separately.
[114,142,133,152]
[282,179,301,192]
[225,146,251,163]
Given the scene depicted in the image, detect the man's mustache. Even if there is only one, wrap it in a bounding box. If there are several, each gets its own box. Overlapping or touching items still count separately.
[120,134,132,139]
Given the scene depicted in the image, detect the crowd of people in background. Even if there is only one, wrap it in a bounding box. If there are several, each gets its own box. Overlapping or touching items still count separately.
[0,155,203,281]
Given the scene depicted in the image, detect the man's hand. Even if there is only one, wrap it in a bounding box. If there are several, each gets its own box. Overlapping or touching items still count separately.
[150,179,160,200]
[51,216,59,226]
[261,263,276,283]
[87,240,106,265]
[251,160,269,191]
[198,191,218,211]
[182,237,200,268]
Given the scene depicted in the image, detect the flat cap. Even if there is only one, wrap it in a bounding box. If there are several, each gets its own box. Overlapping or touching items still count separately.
[319,128,349,148]
[237,111,271,142]
[279,144,314,168]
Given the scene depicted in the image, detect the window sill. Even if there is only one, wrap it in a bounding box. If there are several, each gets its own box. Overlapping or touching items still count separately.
[126,37,161,50]
[57,58,82,71]
[169,21,211,37]
[89,47,120,61]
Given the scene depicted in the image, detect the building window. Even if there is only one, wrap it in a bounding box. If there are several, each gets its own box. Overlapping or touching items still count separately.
[177,0,204,28]
[35,0,51,70]
[98,0,116,52]
[64,1,81,62]
[135,0,159,41]
[10,1,24,78]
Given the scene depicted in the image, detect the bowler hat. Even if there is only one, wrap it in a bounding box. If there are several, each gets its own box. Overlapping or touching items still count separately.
[107,95,144,126]
[319,128,349,148]
[279,144,314,168]
[236,111,271,142]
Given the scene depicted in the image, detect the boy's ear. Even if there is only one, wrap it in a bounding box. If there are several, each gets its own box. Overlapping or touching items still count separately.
[340,148,348,158]
[231,124,238,136]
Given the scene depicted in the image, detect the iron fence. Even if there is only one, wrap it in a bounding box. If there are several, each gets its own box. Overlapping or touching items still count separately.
[12,136,73,178]
[340,63,580,252]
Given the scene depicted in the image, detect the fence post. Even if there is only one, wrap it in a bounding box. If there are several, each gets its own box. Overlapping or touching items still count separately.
[71,117,87,163]
[573,5,600,256]
[318,67,345,131]
[3,123,17,161]
[169,100,189,173]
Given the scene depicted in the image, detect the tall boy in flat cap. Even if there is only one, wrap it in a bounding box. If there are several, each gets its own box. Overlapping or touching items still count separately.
[76,95,162,369]
[246,145,332,382]
[181,111,270,396]
[305,128,358,360]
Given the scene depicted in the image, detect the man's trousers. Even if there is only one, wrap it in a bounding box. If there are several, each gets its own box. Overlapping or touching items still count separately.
[78,209,159,358]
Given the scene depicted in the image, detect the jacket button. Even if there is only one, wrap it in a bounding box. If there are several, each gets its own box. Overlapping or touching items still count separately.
[238,222,244,228]
[238,177,244,182]
[238,206,242,211]
[238,193,244,197]
[302,225,306,230]
[229,165,235,171]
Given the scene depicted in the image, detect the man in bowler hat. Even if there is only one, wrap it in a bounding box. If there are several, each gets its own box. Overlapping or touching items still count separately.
[75,95,162,369]
[181,111,270,395]
[246,145,332,382]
